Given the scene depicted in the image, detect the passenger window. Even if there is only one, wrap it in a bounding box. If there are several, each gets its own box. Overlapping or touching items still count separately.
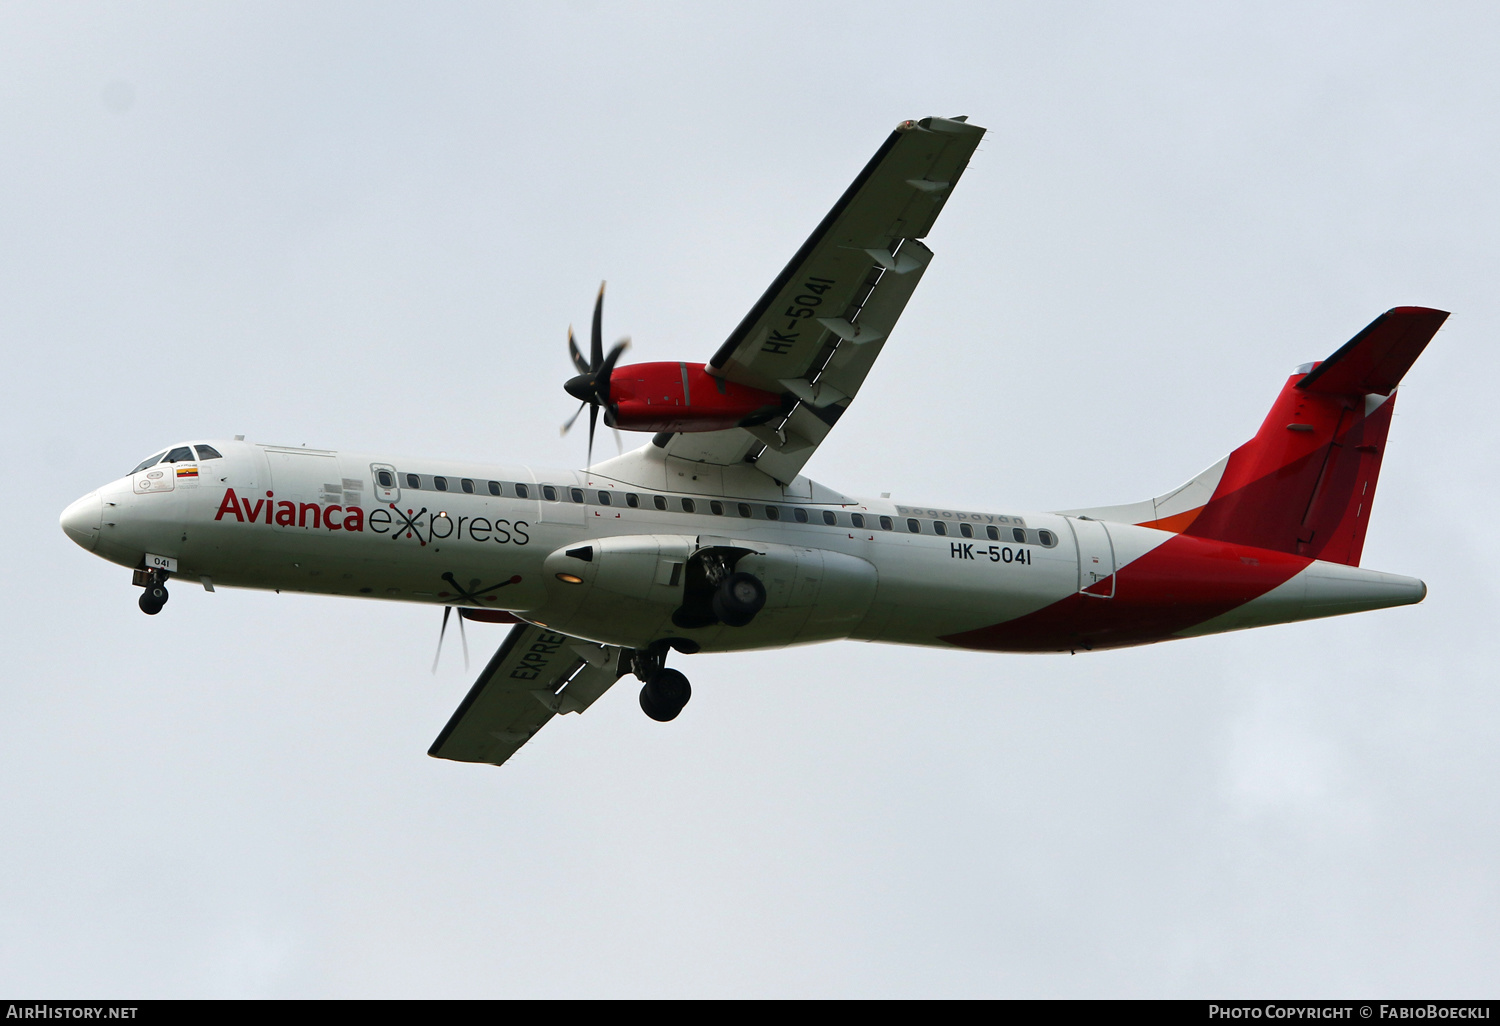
[598,491,611,506]
[406,473,420,489]
[542,485,557,501]
[959,523,972,538]
[879,516,893,531]
[766,506,779,520]
[986,526,999,541]
[794,508,808,523]
[487,481,502,496]
[626,493,639,508]
[130,451,167,474]
[681,498,696,513]
[653,495,667,510]
[1012,528,1026,543]
[434,477,449,492]
[377,470,394,488]
[738,503,752,518]
[461,479,474,494]
[851,513,864,528]
[570,488,584,503]
[711,501,724,515]
[194,445,223,461]
[1039,530,1056,547]
[907,518,921,533]
[515,483,529,499]
[163,446,194,463]
[933,521,947,536]
[822,510,836,526]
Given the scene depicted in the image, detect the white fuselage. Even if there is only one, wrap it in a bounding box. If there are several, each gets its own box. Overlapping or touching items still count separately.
[60,439,1425,655]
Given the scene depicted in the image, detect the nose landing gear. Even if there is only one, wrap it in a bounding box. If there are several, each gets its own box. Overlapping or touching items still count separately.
[133,567,170,615]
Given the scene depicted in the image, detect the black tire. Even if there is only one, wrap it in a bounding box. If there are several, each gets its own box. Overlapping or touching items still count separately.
[712,572,765,627]
[640,668,691,722]
[148,584,169,607]
[138,592,162,615]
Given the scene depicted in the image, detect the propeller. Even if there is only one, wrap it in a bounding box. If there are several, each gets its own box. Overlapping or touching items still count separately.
[431,605,470,674]
[561,282,629,468]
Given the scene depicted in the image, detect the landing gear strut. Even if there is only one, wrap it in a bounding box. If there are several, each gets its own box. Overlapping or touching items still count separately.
[630,639,697,722]
[133,567,170,615]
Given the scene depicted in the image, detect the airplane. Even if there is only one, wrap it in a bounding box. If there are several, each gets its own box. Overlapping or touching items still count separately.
[58,116,1446,768]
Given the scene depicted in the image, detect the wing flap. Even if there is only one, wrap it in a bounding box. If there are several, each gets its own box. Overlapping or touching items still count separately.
[428,623,624,767]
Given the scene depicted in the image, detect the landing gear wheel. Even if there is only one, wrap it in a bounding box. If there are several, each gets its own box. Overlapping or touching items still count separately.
[639,668,692,722]
[711,572,766,627]
[138,584,169,615]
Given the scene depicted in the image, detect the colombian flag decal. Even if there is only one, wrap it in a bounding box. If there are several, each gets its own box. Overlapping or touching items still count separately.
[176,465,198,478]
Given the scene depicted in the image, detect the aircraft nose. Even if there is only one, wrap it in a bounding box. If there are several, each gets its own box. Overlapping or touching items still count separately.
[60,491,102,551]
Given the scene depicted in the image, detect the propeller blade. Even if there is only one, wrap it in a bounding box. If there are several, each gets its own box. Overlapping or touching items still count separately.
[613,427,624,454]
[596,338,629,405]
[458,611,470,672]
[587,403,598,469]
[590,282,605,371]
[432,605,452,673]
[561,400,587,435]
[567,327,590,376]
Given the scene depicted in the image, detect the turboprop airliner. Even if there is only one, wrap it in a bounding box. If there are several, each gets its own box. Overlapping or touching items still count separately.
[59,116,1445,767]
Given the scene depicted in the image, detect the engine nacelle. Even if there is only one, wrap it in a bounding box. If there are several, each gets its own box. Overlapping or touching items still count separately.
[525,534,877,651]
[604,362,786,433]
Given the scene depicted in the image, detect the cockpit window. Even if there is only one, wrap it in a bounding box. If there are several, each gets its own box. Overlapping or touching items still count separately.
[130,451,167,474]
[163,446,195,463]
[194,445,223,460]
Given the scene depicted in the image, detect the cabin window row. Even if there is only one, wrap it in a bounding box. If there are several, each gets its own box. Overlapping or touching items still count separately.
[901,519,1056,546]
[381,472,1048,543]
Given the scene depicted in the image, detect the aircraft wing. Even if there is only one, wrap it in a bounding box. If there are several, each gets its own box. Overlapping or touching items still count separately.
[662,115,986,485]
[428,622,627,767]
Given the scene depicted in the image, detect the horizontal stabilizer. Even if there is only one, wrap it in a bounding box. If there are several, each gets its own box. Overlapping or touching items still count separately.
[1297,306,1448,396]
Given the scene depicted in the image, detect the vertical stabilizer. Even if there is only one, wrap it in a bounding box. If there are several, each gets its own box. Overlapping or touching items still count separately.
[1063,307,1447,566]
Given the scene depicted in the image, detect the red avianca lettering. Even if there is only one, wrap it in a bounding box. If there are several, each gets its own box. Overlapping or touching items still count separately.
[214,487,365,532]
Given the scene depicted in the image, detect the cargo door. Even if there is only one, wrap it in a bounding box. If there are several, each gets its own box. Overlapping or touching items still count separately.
[1067,517,1116,598]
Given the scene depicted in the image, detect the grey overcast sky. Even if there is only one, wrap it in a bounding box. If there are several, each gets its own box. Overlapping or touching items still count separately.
[3,1,1497,997]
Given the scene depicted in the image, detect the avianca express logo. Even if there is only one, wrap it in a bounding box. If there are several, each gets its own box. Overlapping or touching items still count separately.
[216,488,365,531]
[213,488,529,546]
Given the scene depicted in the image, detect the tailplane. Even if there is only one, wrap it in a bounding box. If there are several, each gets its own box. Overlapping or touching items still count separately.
[1064,307,1448,566]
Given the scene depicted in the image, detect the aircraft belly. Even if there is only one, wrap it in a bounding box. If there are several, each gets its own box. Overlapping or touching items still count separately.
[855,534,1080,645]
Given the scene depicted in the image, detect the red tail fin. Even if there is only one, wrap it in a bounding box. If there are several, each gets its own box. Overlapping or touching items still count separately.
[1180,307,1447,565]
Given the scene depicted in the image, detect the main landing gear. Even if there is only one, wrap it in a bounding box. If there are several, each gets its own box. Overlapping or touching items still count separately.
[133,567,170,615]
[670,550,768,630]
[640,668,691,722]
[629,639,700,723]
